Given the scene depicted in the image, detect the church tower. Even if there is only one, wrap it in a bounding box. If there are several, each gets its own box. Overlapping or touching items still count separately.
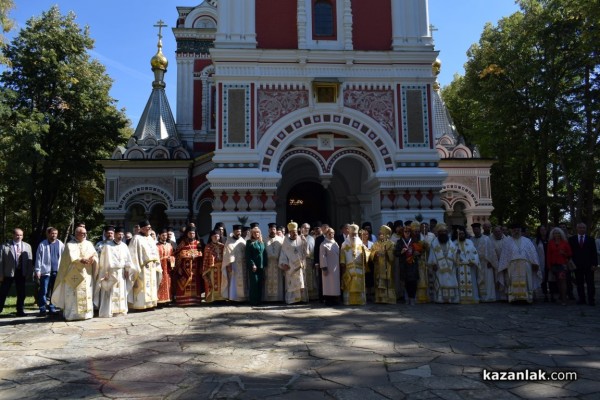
[205,0,448,229]
[102,0,494,234]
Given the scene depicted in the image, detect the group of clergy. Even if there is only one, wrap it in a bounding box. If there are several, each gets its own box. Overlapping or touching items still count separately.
[47,217,542,321]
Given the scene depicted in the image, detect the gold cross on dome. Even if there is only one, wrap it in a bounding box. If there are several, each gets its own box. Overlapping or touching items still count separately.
[154,19,167,40]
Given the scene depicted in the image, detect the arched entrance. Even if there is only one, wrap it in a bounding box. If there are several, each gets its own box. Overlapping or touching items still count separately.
[277,154,374,229]
[286,182,329,226]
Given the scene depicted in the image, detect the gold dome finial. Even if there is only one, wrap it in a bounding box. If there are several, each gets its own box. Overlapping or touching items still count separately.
[150,20,168,72]
[432,58,441,76]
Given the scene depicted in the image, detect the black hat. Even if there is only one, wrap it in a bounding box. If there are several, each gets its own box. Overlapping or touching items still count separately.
[362,222,372,228]
[232,224,242,230]
[158,227,169,234]
[210,229,220,237]
[242,226,250,232]
[115,226,124,233]
[404,220,413,226]
[139,220,151,228]
[167,226,174,232]
[103,225,115,232]
[185,225,196,233]
[268,223,277,228]
[393,220,403,229]
[471,223,482,228]
[213,222,225,229]
[249,222,260,229]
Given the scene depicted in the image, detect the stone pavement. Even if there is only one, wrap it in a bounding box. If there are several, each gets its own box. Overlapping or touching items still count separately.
[0,299,599,400]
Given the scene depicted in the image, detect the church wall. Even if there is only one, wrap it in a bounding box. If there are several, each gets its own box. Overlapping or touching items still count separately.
[255,0,298,49]
[351,0,392,50]
[192,59,213,131]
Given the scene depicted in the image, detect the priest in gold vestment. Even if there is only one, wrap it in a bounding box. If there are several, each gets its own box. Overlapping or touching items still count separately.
[370,225,396,304]
[51,226,98,321]
[340,224,370,305]
[128,220,161,310]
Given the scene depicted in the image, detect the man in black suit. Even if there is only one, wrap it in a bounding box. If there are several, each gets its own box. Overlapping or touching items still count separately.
[0,228,34,316]
[568,222,598,306]
[313,223,328,303]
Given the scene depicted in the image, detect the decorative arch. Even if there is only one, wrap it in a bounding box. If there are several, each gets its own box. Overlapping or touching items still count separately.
[185,4,217,29]
[124,147,145,159]
[440,183,478,209]
[200,64,215,78]
[149,146,170,160]
[192,181,213,212]
[118,185,175,210]
[327,148,376,173]
[260,109,395,172]
[277,148,327,175]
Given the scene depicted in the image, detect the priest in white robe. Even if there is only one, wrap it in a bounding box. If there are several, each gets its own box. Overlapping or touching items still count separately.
[319,227,341,305]
[94,226,135,318]
[128,220,161,310]
[51,226,98,321]
[427,224,460,304]
[221,224,247,302]
[471,223,498,302]
[498,223,541,303]
[279,221,308,304]
[454,226,481,304]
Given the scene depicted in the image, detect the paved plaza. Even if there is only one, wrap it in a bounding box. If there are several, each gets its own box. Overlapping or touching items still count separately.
[0,296,599,400]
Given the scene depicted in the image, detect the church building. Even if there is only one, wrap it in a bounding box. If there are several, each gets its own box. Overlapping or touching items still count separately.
[100,0,494,235]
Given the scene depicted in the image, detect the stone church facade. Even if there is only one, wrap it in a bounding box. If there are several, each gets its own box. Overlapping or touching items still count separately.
[100,0,493,236]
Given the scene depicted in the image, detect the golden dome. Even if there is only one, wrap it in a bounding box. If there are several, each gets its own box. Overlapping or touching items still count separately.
[151,40,168,71]
[432,58,441,76]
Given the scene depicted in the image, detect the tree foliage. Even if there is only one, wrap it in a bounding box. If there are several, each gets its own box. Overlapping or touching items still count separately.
[442,0,599,232]
[0,6,130,245]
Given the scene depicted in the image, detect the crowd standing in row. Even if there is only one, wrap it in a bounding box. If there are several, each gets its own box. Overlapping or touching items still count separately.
[0,218,598,320]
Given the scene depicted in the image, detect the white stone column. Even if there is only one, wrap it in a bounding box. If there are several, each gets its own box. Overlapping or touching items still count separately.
[343,0,353,50]
[297,0,307,49]
[215,0,256,48]
[176,57,194,138]
[392,0,432,50]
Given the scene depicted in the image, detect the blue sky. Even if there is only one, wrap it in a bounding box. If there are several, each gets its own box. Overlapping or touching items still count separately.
[8,0,520,128]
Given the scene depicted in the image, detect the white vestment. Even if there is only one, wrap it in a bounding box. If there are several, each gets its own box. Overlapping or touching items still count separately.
[471,235,498,302]
[279,235,308,304]
[454,239,481,304]
[94,241,135,318]
[221,235,247,301]
[320,239,341,296]
[128,234,161,309]
[51,240,98,321]
[498,236,541,303]
[427,238,460,304]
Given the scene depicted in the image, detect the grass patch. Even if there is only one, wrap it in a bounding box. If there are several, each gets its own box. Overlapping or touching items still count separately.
[0,282,38,315]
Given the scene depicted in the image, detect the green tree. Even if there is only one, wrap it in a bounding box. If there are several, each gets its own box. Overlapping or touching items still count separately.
[0,6,130,245]
[442,0,599,231]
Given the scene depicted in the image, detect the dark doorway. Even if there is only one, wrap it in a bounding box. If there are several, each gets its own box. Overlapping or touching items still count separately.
[286,182,328,226]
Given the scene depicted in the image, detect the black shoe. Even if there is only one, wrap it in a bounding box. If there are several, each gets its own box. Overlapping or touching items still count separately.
[15,311,27,317]
[37,310,47,317]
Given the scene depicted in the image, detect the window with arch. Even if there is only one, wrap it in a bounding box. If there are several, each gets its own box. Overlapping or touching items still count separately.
[193,17,216,29]
[313,0,336,39]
